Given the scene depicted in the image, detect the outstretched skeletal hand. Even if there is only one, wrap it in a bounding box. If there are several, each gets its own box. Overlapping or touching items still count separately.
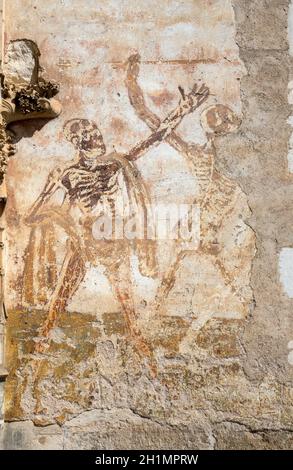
[179,82,210,112]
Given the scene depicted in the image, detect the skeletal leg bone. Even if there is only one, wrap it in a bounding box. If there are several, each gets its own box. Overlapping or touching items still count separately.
[105,252,157,377]
[34,240,86,353]
[154,250,190,314]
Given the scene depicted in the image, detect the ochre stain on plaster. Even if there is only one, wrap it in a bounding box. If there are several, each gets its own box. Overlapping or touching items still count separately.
[5,308,101,423]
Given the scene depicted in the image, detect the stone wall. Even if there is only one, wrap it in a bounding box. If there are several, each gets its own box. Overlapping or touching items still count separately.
[0,0,292,450]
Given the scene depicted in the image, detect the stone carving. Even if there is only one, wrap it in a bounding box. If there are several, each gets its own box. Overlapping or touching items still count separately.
[0,127,15,186]
[0,40,61,184]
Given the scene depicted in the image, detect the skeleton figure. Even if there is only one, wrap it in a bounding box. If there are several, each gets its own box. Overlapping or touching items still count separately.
[125,54,247,323]
[23,66,209,374]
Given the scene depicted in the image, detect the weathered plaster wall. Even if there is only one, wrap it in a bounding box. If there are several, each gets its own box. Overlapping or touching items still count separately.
[282,1,293,301]
[0,0,293,450]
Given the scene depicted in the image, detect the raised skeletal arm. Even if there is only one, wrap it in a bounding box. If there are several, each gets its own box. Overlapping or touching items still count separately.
[126,54,160,130]
[125,53,215,207]
[125,54,209,161]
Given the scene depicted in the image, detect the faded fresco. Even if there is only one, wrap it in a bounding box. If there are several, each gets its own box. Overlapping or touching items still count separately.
[4,0,255,426]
